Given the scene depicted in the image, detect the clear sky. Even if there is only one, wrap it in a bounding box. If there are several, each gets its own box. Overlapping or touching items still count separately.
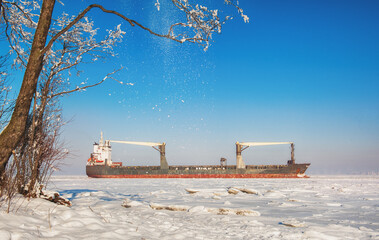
[9,0,379,175]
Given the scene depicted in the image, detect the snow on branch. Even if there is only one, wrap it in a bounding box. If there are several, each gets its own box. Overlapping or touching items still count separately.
[224,0,249,23]
[42,1,248,54]
[1,1,39,68]
[49,67,124,98]
[169,0,249,50]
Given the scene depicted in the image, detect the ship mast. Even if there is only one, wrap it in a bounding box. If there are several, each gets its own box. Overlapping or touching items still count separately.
[289,143,295,164]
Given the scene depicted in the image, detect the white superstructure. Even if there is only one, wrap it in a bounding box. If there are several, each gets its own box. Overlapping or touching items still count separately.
[87,132,112,166]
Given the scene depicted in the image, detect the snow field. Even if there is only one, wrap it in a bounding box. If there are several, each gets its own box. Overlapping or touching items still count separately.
[0,175,378,239]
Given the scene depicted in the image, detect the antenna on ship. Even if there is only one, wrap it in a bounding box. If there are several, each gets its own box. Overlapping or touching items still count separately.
[100,131,104,146]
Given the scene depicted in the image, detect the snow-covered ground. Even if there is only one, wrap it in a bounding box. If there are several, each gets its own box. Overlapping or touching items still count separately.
[1,175,378,239]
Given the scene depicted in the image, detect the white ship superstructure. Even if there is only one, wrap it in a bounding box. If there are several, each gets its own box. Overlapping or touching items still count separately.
[88,132,112,166]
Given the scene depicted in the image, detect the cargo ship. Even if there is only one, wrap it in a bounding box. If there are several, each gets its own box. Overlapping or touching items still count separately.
[86,133,310,178]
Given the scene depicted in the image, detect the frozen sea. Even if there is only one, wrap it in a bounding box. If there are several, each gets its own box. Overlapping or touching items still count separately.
[1,175,378,239]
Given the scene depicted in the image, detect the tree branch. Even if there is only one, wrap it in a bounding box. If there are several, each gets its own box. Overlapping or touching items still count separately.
[42,4,182,56]
[49,67,123,98]
[3,1,35,25]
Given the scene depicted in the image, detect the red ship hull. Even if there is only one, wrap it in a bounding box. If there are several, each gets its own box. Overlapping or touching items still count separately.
[88,173,308,178]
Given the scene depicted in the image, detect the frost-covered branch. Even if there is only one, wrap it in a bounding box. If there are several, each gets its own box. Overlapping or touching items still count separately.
[42,1,248,55]
[1,1,38,67]
[224,0,249,23]
[0,55,13,130]
[42,3,180,56]
[50,67,124,98]
[42,4,129,55]
[168,0,248,50]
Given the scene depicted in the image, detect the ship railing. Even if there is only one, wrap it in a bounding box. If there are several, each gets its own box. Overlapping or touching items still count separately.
[246,165,287,169]
[169,165,237,170]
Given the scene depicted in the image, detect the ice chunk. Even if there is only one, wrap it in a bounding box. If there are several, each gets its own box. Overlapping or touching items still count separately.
[279,219,306,227]
[230,187,260,195]
[150,203,190,212]
[236,188,260,195]
[227,188,239,195]
[122,198,143,208]
[188,206,207,213]
[185,188,199,194]
[207,207,261,216]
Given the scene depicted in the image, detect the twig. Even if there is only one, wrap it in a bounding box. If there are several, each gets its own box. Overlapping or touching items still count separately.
[89,205,109,223]
[50,67,123,98]
[48,205,58,229]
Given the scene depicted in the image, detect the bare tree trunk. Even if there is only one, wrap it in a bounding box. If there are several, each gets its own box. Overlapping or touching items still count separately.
[0,0,56,177]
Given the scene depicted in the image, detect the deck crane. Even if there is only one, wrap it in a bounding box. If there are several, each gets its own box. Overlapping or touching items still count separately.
[235,142,295,169]
[110,140,168,169]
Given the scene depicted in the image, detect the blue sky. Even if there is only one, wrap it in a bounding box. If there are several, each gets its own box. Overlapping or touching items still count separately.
[57,0,379,175]
[4,0,378,174]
